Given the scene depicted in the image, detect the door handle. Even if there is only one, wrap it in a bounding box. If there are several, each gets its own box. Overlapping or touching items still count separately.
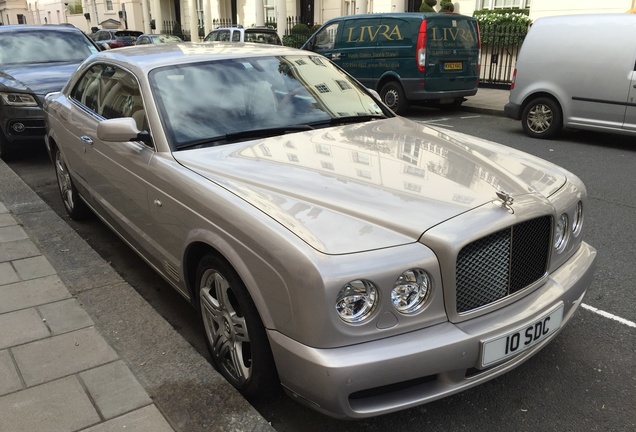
[80,135,93,145]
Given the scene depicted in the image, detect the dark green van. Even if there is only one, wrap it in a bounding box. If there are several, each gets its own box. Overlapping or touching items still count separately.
[301,13,481,114]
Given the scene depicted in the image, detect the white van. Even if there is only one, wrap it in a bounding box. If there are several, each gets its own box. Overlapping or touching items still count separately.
[505,14,636,139]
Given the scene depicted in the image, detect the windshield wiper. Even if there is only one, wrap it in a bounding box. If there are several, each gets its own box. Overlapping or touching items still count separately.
[311,114,388,128]
[176,125,314,150]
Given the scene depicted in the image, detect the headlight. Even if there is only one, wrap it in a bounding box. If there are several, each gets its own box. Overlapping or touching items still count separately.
[0,92,38,107]
[554,213,569,251]
[572,201,583,236]
[336,280,378,323]
[391,269,431,314]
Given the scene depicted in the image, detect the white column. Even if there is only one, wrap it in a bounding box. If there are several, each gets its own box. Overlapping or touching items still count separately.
[142,0,151,33]
[189,0,198,40]
[203,0,212,34]
[275,0,286,40]
[152,0,162,32]
[357,0,368,14]
[255,0,264,26]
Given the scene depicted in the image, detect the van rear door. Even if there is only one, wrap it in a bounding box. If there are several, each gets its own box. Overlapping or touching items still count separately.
[425,15,479,93]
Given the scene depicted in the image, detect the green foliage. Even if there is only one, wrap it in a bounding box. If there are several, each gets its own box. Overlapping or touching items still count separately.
[291,23,310,35]
[474,9,531,45]
[68,2,83,14]
[419,0,436,12]
[440,0,454,12]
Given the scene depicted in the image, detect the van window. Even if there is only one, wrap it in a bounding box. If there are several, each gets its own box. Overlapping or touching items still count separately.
[427,18,478,51]
[314,22,339,50]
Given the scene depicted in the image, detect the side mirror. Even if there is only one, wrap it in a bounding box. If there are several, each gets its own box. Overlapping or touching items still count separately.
[97,117,153,146]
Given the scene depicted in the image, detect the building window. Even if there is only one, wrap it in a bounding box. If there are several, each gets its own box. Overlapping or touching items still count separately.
[287,153,299,162]
[315,143,331,155]
[352,151,370,165]
[344,0,357,15]
[315,83,330,93]
[356,169,372,179]
[18,14,27,24]
[321,161,334,170]
[264,0,275,21]
[106,0,113,11]
[478,0,530,9]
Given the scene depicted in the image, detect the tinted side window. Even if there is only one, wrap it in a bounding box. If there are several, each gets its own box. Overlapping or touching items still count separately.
[71,64,145,129]
[314,22,339,50]
[232,30,241,42]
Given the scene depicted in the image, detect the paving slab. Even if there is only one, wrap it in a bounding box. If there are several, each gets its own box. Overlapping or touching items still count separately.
[0,308,50,350]
[0,225,28,243]
[0,349,22,397]
[79,405,175,432]
[0,376,100,432]
[0,274,70,314]
[12,327,119,387]
[38,298,94,334]
[12,255,56,281]
[0,262,19,286]
[0,238,40,263]
[80,360,153,420]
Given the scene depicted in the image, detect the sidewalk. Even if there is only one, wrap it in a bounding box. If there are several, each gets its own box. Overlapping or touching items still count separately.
[0,162,274,431]
[461,86,510,116]
[0,87,509,432]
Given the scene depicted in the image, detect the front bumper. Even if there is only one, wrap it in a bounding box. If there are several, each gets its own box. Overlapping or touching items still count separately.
[1,104,46,144]
[268,241,596,419]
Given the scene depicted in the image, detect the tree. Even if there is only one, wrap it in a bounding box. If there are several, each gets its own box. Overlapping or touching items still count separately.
[440,0,454,12]
[420,0,437,13]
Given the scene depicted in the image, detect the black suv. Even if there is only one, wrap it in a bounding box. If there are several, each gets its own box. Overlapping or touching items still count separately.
[204,25,282,45]
[0,25,100,159]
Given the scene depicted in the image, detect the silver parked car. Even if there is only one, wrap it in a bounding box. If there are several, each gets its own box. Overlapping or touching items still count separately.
[44,42,597,419]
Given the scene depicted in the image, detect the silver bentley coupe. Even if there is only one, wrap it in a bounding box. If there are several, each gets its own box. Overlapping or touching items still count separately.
[44,43,597,419]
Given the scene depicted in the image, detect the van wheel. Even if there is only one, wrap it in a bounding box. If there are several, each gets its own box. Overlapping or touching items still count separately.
[197,253,280,400]
[380,82,409,115]
[521,97,562,139]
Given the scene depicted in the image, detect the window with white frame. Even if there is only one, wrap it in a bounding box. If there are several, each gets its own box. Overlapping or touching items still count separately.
[264,0,275,21]
[344,0,357,15]
[477,0,530,9]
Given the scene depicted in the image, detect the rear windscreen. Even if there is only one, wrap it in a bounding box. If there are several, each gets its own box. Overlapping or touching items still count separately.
[427,18,478,51]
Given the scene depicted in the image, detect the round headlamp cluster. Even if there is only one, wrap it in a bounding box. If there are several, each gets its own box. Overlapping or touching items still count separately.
[336,269,432,323]
[391,269,431,314]
[554,201,584,252]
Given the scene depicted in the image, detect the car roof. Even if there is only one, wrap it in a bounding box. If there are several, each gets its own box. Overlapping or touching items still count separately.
[84,42,303,73]
[0,24,85,34]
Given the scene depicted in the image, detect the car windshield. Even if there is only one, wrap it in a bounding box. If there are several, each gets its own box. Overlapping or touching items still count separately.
[149,54,389,150]
[0,30,98,65]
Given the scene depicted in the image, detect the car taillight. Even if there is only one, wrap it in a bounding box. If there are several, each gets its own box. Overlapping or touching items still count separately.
[110,41,124,48]
[416,20,427,73]
[511,69,517,90]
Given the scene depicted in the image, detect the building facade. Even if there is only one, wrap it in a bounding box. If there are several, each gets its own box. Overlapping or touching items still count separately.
[2,0,635,40]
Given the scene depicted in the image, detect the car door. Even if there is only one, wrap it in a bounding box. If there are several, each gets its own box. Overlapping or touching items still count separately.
[67,63,156,258]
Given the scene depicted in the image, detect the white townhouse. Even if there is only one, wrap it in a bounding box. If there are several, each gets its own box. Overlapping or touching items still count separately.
[1,0,635,41]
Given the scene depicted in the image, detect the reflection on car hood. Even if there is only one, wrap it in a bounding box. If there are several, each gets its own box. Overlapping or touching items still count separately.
[175,117,567,254]
[0,62,81,96]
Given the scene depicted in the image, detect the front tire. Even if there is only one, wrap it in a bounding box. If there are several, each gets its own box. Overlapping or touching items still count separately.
[54,148,90,219]
[380,81,409,115]
[521,97,562,139]
[197,253,279,400]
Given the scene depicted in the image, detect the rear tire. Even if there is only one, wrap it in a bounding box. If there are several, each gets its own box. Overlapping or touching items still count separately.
[197,253,280,400]
[54,148,90,219]
[521,97,562,139]
[380,81,409,115]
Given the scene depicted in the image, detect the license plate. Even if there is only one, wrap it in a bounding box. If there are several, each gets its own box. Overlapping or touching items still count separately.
[481,304,564,368]
[444,62,462,70]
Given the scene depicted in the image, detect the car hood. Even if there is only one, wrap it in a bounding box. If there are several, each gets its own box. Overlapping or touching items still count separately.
[174,117,567,254]
[0,62,81,97]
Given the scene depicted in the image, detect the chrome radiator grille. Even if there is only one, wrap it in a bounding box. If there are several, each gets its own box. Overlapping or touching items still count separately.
[455,216,552,313]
